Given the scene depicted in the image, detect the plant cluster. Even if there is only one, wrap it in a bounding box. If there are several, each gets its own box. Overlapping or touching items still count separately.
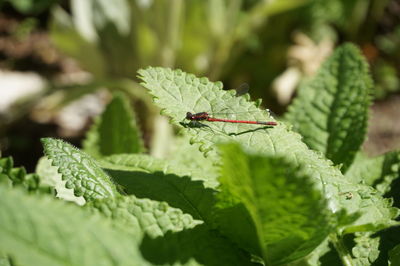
[1,44,400,265]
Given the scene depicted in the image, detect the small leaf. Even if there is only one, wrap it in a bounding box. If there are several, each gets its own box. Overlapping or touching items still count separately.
[0,156,54,194]
[83,92,145,157]
[0,186,148,266]
[36,156,85,205]
[344,152,385,185]
[345,151,400,194]
[286,43,372,172]
[216,143,333,265]
[41,138,118,201]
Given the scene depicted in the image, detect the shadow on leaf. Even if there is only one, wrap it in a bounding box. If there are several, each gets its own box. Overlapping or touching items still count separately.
[104,169,217,221]
[140,224,257,266]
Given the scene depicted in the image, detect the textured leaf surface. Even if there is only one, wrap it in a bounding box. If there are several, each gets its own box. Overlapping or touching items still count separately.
[0,186,149,266]
[101,154,217,222]
[90,195,202,237]
[345,151,400,194]
[285,43,372,172]
[83,92,144,157]
[90,195,254,265]
[137,66,398,233]
[217,143,332,265]
[101,152,218,188]
[351,232,380,266]
[41,138,117,201]
[36,157,85,205]
[140,224,255,266]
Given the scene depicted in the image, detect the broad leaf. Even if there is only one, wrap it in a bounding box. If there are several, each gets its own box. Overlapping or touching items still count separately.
[83,92,145,157]
[137,66,398,233]
[0,186,149,266]
[285,43,372,172]
[41,138,118,201]
[216,143,332,265]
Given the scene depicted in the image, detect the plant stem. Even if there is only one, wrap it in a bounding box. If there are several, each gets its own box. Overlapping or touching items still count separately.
[330,233,355,266]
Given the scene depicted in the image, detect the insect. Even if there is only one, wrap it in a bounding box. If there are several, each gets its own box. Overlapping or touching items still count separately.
[185,111,277,126]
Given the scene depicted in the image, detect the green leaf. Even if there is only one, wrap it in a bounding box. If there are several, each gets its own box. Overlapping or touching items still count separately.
[101,155,217,223]
[90,195,201,237]
[168,134,219,187]
[140,224,255,266]
[137,67,398,234]
[83,92,145,157]
[389,244,400,265]
[89,196,254,265]
[285,43,372,172]
[36,156,85,205]
[0,186,149,266]
[41,138,118,201]
[345,151,400,194]
[101,152,218,188]
[216,143,333,265]
[287,239,339,266]
[344,152,385,185]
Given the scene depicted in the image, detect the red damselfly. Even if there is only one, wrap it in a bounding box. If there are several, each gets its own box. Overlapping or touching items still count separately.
[185,112,277,126]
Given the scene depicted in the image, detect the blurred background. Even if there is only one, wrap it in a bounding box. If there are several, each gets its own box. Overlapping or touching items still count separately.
[0,0,399,171]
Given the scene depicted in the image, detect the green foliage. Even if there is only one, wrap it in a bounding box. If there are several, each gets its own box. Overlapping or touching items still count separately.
[345,151,400,194]
[83,92,145,157]
[35,156,85,204]
[0,186,148,266]
[216,143,333,265]
[49,0,306,81]
[1,0,57,14]
[350,232,380,266]
[138,66,398,233]
[2,41,400,264]
[41,138,118,201]
[138,62,400,265]
[0,156,53,194]
[285,43,372,172]
[101,154,217,223]
[89,195,202,237]
[389,244,400,265]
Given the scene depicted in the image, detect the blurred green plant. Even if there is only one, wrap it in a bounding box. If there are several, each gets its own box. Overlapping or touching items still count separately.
[0,0,58,14]
[50,0,308,80]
